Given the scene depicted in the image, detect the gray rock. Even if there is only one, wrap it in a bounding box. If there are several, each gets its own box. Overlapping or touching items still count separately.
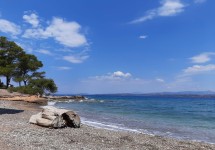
[29,106,80,128]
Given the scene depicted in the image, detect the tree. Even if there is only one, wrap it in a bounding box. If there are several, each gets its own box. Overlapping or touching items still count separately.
[14,54,43,86]
[28,78,58,96]
[0,36,58,95]
[0,37,25,88]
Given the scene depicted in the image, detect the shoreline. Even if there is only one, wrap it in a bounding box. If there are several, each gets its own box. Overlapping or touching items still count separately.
[81,118,215,145]
[50,96,215,145]
[0,89,48,105]
[0,100,215,149]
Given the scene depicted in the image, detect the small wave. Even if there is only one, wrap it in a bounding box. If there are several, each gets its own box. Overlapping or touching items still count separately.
[47,101,56,106]
[47,98,105,104]
[79,99,105,103]
[81,119,215,144]
[81,118,141,133]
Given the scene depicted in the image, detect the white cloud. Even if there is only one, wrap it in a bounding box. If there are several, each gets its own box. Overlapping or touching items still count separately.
[167,63,215,91]
[0,12,90,65]
[139,35,148,39]
[183,64,215,74]
[131,10,156,23]
[0,19,21,35]
[130,0,185,24]
[156,78,165,82]
[56,66,71,70]
[37,49,53,55]
[92,71,132,81]
[63,55,89,63]
[194,0,207,4]
[166,76,200,92]
[23,28,45,38]
[16,42,33,53]
[190,52,215,63]
[113,71,132,78]
[78,73,173,94]
[23,13,39,28]
[23,17,87,48]
[158,0,185,16]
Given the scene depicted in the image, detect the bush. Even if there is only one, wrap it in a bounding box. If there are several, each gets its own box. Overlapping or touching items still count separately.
[12,86,41,95]
[12,78,57,96]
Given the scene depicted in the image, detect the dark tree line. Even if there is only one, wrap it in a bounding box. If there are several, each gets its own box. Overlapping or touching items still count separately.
[0,36,57,95]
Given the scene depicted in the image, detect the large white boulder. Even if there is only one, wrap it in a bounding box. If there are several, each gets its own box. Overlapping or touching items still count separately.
[29,106,80,128]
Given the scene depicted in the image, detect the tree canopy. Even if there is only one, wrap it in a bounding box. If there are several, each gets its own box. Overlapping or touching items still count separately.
[0,36,57,95]
[0,37,25,88]
[14,53,43,86]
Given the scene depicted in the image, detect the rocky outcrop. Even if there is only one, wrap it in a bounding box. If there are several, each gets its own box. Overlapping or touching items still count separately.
[29,106,80,128]
[0,95,47,105]
[0,90,86,103]
[0,89,47,104]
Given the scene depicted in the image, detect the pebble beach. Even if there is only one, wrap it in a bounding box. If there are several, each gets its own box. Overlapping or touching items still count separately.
[0,100,215,150]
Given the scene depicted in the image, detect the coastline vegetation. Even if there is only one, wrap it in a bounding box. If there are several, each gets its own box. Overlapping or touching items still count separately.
[0,36,57,96]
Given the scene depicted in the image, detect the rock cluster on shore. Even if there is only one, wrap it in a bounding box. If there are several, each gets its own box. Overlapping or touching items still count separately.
[44,95,86,101]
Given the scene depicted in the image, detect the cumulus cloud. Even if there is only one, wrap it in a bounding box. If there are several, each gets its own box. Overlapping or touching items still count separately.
[0,19,21,35]
[130,0,186,24]
[0,12,90,65]
[23,17,87,48]
[63,55,89,63]
[190,52,215,63]
[37,49,53,55]
[91,71,132,81]
[113,71,132,78]
[183,64,215,75]
[23,13,39,27]
[23,28,45,38]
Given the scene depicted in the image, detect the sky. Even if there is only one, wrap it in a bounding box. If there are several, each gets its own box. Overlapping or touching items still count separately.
[0,0,215,94]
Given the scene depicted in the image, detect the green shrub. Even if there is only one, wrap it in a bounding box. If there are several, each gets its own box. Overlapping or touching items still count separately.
[11,78,57,96]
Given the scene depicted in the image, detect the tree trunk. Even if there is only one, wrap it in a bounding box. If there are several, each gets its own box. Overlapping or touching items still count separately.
[23,80,27,86]
[6,76,10,88]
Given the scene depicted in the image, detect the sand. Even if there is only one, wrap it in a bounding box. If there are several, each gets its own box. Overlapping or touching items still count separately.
[0,100,215,150]
[0,89,47,104]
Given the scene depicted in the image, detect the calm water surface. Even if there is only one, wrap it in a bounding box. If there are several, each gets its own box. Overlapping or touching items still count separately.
[51,95,215,143]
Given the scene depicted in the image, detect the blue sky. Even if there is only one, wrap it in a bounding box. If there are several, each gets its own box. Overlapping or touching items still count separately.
[0,0,215,94]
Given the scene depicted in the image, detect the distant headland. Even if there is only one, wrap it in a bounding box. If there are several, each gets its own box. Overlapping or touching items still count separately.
[89,91,215,98]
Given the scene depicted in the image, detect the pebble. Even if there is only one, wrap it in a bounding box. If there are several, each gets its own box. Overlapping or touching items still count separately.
[0,100,215,150]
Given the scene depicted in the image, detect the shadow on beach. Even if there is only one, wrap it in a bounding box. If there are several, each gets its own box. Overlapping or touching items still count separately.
[0,108,24,115]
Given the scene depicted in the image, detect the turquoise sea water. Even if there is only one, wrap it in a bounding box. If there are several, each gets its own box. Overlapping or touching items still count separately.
[51,95,215,143]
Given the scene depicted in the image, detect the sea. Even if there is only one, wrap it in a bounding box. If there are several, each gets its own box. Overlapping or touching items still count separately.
[48,95,215,144]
